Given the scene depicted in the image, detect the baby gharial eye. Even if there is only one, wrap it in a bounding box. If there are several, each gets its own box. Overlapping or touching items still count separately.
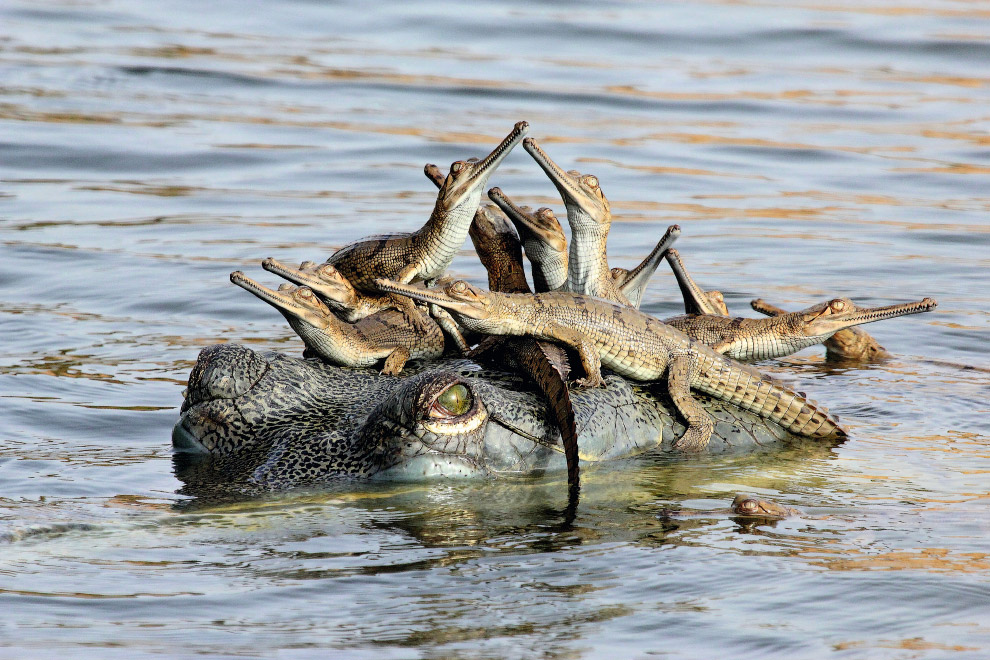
[429,383,473,418]
[450,280,468,294]
[297,288,315,301]
[450,161,466,174]
[582,175,599,189]
[829,299,847,313]
[735,498,759,514]
[317,264,337,278]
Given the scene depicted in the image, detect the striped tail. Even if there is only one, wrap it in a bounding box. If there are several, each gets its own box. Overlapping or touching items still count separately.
[691,352,845,438]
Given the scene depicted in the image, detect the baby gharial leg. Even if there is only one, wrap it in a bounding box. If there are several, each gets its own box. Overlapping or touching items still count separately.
[381,346,412,376]
[387,263,433,333]
[668,353,716,451]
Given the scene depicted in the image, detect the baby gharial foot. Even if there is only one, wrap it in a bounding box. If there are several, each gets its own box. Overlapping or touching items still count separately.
[672,420,715,452]
[390,293,432,334]
[381,346,411,376]
[573,372,605,388]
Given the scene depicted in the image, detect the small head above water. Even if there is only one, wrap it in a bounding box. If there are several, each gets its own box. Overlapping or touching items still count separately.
[523,137,610,225]
[488,187,567,255]
[730,494,796,519]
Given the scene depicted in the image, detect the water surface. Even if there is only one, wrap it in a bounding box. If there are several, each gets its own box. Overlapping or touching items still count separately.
[2,1,989,657]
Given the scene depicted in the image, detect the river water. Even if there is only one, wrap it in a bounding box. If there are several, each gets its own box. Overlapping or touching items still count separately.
[2,1,989,657]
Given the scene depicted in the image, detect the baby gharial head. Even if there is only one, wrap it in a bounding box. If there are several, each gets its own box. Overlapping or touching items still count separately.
[261,258,359,311]
[487,186,568,256]
[230,271,334,330]
[523,136,610,222]
[795,296,938,337]
[437,121,529,210]
[374,278,497,326]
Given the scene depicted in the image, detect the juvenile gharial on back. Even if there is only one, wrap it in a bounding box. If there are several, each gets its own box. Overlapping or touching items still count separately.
[377,278,846,452]
[230,271,444,375]
[659,247,937,361]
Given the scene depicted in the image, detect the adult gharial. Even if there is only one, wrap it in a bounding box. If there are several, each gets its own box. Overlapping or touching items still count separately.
[174,123,936,500]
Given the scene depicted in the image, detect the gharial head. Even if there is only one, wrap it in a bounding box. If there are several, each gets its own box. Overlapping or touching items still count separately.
[794,296,937,336]
[376,278,495,323]
[173,344,562,490]
[261,258,358,311]
[487,187,567,256]
[231,271,333,329]
[435,121,529,211]
[523,136,610,224]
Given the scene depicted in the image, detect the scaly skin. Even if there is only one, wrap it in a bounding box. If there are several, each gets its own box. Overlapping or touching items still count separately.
[609,225,681,309]
[467,206,580,491]
[751,299,893,362]
[487,187,568,292]
[261,258,390,323]
[230,272,444,375]
[667,297,937,362]
[174,345,829,492]
[523,137,631,305]
[469,204,531,294]
[376,278,846,451]
[325,122,529,324]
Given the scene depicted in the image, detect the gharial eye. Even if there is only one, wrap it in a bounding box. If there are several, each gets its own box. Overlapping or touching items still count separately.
[830,300,847,312]
[736,499,759,513]
[451,280,468,293]
[583,175,599,189]
[297,288,315,300]
[451,161,465,174]
[317,264,337,277]
[430,383,473,418]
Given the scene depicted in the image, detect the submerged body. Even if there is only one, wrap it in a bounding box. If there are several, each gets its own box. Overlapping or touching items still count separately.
[173,344,836,491]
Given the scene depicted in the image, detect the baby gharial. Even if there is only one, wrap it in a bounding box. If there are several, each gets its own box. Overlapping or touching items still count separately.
[230,271,444,375]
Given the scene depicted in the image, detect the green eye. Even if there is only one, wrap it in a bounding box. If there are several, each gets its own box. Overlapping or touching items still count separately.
[434,384,472,417]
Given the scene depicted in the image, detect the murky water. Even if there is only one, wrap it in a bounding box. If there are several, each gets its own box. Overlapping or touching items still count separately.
[2,0,989,657]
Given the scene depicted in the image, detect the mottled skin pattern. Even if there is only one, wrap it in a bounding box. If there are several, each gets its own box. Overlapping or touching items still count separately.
[466,207,581,490]
[173,344,821,492]
[523,137,631,306]
[608,224,681,309]
[377,279,846,451]
[261,258,391,323]
[750,299,891,361]
[324,122,529,325]
[230,272,444,375]
[487,187,568,292]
